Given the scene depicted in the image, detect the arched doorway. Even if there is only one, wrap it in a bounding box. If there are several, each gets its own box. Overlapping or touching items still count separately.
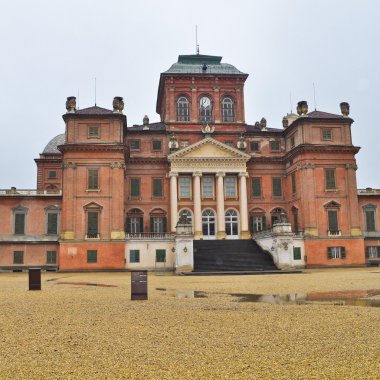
[225,209,239,239]
[202,209,216,239]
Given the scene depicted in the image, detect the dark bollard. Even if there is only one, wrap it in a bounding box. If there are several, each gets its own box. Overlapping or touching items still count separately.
[29,268,41,290]
[131,270,148,300]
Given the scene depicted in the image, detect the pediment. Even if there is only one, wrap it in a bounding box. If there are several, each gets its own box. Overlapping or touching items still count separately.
[168,137,250,161]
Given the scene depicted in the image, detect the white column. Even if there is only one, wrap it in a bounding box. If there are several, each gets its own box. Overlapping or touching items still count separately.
[193,172,202,239]
[216,172,226,239]
[239,172,249,239]
[170,172,178,232]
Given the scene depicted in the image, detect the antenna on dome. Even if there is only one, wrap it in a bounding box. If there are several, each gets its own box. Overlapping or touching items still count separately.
[196,25,199,55]
[313,82,317,111]
[289,91,293,113]
[77,88,80,109]
[94,77,97,106]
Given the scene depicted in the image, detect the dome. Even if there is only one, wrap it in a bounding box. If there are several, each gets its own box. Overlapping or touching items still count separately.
[42,133,65,154]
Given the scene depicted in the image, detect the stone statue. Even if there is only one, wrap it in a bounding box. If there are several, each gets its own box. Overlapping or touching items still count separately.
[113,96,124,113]
[66,96,76,113]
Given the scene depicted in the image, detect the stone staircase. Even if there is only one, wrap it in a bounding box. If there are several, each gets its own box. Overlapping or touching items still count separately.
[193,239,278,272]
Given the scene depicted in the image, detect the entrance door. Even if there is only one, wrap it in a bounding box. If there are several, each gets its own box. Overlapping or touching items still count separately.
[202,209,216,240]
[225,209,238,239]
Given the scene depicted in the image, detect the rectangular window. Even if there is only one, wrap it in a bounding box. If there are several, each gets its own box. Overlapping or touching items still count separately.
[152,140,162,151]
[325,169,336,190]
[225,176,236,197]
[202,176,214,198]
[272,177,282,197]
[130,249,140,263]
[291,173,296,194]
[126,217,143,234]
[365,210,376,231]
[250,141,259,152]
[156,249,166,263]
[13,251,24,264]
[48,170,57,179]
[88,126,100,138]
[327,247,346,259]
[290,136,295,148]
[328,210,338,232]
[47,250,57,264]
[251,178,261,197]
[130,178,140,198]
[152,178,163,197]
[87,250,97,263]
[87,212,99,237]
[14,213,25,235]
[366,246,379,259]
[47,212,58,235]
[179,176,191,198]
[293,247,301,260]
[250,215,266,233]
[88,169,99,190]
[130,140,140,150]
[151,217,167,233]
[270,141,280,152]
[322,129,332,141]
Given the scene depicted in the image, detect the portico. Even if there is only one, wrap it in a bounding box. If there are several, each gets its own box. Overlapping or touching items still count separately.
[168,137,251,240]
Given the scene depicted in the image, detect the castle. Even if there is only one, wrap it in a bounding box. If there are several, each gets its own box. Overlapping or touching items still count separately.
[0,53,379,271]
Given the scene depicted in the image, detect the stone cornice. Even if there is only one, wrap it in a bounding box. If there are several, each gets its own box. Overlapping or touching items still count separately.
[284,144,360,161]
[58,143,125,153]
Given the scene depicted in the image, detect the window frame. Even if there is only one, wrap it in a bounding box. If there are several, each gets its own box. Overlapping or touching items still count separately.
[130,249,140,263]
[327,247,346,259]
[152,140,162,152]
[270,140,281,152]
[272,177,282,197]
[46,207,59,235]
[325,168,336,190]
[87,250,98,263]
[199,95,213,123]
[87,168,99,190]
[13,250,24,264]
[202,176,214,198]
[13,206,28,235]
[176,96,190,122]
[88,125,100,139]
[156,249,166,263]
[225,176,237,198]
[130,178,141,198]
[291,172,297,194]
[250,141,260,152]
[179,176,192,198]
[221,96,234,122]
[47,250,57,264]
[130,140,141,151]
[152,178,163,198]
[47,170,57,179]
[363,204,377,232]
[251,177,262,197]
[322,129,332,141]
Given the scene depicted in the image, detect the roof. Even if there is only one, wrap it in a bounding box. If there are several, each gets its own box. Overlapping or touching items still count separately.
[163,54,246,75]
[305,110,344,119]
[128,122,166,131]
[42,133,65,154]
[245,124,283,133]
[75,106,114,115]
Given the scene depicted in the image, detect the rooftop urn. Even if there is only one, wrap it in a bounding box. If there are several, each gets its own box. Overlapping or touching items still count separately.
[66,96,77,113]
[113,96,124,113]
[282,116,289,128]
[340,102,350,116]
[297,101,308,115]
[260,117,267,130]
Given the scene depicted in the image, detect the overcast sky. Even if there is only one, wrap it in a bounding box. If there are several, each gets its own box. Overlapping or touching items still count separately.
[0,0,379,188]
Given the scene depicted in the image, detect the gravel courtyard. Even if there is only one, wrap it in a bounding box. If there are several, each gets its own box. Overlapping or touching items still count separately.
[0,268,379,379]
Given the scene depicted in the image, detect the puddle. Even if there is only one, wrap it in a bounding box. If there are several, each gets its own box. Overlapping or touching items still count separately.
[156,287,380,307]
[156,288,207,298]
[55,282,117,288]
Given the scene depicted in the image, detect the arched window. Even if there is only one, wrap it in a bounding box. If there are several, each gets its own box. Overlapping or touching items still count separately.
[249,208,266,233]
[225,209,238,237]
[221,97,234,122]
[202,209,216,238]
[199,96,212,123]
[150,208,167,234]
[177,96,190,121]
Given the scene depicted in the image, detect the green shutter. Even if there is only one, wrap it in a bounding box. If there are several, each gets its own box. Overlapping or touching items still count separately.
[328,211,338,231]
[366,210,375,231]
[156,249,166,262]
[87,212,98,235]
[13,251,24,264]
[341,247,346,259]
[131,179,140,197]
[14,213,25,234]
[262,215,266,229]
[88,169,99,189]
[139,217,144,233]
[130,250,140,263]
[163,217,167,232]
[273,178,282,197]
[293,212,299,233]
[249,216,254,233]
[150,217,154,232]
[87,250,97,263]
[293,247,301,260]
[325,169,336,190]
[47,251,57,264]
[153,179,163,197]
[291,173,296,194]
[365,247,369,258]
[47,213,58,234]
[327,247,333,259]
[252,178,261,197]
[125,217,131,233]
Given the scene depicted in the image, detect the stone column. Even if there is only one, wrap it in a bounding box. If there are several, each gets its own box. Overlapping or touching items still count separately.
[193,172,202,239]
[216,172,226,239]
[239,172,249,239]
[169,172,178,232]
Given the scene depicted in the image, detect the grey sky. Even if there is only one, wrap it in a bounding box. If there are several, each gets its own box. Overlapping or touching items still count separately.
[0,0,379,188]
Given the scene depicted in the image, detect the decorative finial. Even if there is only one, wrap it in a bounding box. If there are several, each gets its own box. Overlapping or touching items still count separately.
[169,133,179,151]
[297,101,308,115]
[282,116,289,128]
[66,96,77,113]
[237,134,247,150]
[340,102,350,116]
[260,117,267,130]
[113,97,124,113]
[201,122,215,136]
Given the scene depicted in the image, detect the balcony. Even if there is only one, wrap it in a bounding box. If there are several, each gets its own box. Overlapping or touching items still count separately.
[0,188,62,196]
[328,230,342,237]
[85,233,100,239]
[125,232,174,240]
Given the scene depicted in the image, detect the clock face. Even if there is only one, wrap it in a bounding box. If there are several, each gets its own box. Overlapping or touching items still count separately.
[200,96,211,108]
